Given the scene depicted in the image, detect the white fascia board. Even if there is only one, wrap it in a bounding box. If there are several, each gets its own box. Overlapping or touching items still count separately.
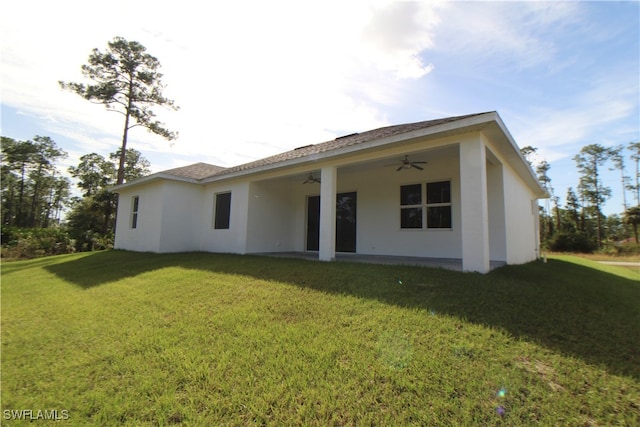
[110,173,201,193]
[491,114,549,199]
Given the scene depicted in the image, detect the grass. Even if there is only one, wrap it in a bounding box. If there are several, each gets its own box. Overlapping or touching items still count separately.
[1,251,639,426]
[551,251,640,271]
[558,251,640,272]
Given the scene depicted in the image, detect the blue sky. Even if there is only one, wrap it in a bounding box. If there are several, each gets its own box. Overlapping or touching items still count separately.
[1,1,638,215]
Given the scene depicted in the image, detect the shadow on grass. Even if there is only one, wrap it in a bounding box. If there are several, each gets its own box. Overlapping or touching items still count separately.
[45,250,640,380]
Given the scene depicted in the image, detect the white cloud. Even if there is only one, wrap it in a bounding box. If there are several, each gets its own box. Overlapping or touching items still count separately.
[507,66,639,163]
[432,1,583,70]
[360,1,439,78]
[1,0,442,173]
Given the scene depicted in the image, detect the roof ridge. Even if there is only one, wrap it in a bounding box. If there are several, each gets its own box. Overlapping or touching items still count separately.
[162,162,227,180]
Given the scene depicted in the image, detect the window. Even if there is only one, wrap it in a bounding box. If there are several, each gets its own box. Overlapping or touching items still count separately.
[131,196,139,229]
[400,184,422,229]
[426,181,452,229]
[214,192,231,229]
[400,181,452,229]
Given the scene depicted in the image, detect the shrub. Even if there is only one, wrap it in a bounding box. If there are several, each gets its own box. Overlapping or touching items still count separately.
[609,242,640,256]
[1,227,74,259]
[547,231,596,253]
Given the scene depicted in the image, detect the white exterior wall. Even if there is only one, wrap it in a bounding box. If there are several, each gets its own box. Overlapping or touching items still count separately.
[157,181,204,252]
[503,165,539,264]
[114,182,164,252]
[483,135,539,264]
[114,181,203,253]
[344,157,462,259]
[201,181,250,254]
[246,180,297,253]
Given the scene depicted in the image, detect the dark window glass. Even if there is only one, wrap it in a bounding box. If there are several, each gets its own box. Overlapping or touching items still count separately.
[400,184,422,206]
[426,181,451,204]
[214,192,232,229]
[401,207,422,229]
[131,196,139,229]
[427,206,452,229]
[336,192,357,253]
[306,196,320,251]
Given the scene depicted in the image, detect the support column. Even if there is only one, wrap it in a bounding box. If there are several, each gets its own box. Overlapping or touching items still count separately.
[459,139,490,273]
[319,166,337,261]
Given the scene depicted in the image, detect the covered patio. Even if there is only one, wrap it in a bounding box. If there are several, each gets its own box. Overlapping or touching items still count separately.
[243,133,515,273]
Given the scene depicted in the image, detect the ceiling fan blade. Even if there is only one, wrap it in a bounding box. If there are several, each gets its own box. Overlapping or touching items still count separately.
[396,165,404,171]
[413,161,427,164]
[306,174,321,183]
[412,164,424,171]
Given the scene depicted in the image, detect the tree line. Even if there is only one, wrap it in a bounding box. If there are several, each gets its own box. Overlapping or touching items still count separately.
[1,136,150,257]
[3,135,638,259]
[523,142,640,254]
[2,36,178,259]
[1,136,69,229]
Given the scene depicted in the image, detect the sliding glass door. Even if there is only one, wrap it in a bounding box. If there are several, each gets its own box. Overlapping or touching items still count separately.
[306,192,357,253]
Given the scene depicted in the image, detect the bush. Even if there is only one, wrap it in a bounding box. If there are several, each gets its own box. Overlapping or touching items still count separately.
[547,231,597,253]
[1,227,74,260]
[607,242,640,256]
[68,230,113,252]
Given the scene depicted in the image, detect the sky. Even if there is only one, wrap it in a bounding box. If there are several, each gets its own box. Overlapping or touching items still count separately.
[1,0,639,216]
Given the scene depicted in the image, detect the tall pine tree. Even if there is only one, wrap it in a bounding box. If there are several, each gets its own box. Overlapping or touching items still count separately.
[60,36,178,186]
[573,144,613,248]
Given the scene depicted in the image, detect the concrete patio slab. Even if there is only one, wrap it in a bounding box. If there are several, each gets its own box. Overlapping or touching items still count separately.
[256,252,507,272]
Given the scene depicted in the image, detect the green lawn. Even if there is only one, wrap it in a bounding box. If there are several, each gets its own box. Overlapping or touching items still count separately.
[1,251,638,426]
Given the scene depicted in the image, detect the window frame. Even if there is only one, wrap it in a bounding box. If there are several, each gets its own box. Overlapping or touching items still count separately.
[213,191,232,230]
[131,196,139,229]
[400,183,423,229]
[425,181,452,229]
[399,180,452,230]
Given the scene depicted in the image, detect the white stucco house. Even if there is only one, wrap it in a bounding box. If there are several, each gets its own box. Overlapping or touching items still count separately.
[112,111,547,273]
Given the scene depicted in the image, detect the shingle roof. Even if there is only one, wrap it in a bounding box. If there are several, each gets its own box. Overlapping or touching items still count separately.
[212,112,490,178]
[113,111,546,197]
[161,162,227,180]
[145,112,491,184]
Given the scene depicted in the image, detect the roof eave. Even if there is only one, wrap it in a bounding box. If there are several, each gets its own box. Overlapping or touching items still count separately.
[489,114,548,199]
[110,112,547,199]
[110,173,201,193]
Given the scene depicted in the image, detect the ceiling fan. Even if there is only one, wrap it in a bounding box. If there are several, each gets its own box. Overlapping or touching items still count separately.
[393,155,428,171]
[303,173,321,184]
